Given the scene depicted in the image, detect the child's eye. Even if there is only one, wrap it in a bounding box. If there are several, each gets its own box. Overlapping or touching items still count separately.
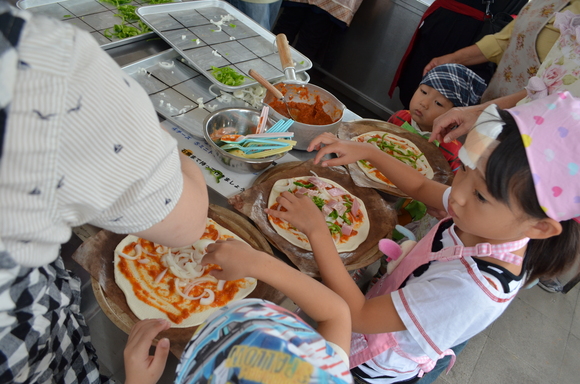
[421,89,427,95]
[473,190,487,203]
[435,101,444,107]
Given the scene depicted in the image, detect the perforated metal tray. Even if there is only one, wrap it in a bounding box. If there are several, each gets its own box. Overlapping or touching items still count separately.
[136,1,312,92]
[122,49,309,138]
[16,0,179,50]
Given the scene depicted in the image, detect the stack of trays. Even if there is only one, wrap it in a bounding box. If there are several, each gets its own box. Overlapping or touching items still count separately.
[137,0,312,91]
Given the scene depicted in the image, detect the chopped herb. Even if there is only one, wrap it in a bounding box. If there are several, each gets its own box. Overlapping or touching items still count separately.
[114,5,139,23]
[104,20,151,39]
[145,0,174,4]
[63,14,72,18]
[205,166,224,183]
[229,23,237,28]
[210,66,247,86]
[299,60,305,65]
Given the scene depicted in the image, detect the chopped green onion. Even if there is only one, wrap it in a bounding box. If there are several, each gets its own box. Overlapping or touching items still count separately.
[210,66,247,86]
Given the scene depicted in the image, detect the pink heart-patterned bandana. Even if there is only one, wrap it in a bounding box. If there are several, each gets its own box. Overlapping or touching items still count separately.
[508,92,580,223]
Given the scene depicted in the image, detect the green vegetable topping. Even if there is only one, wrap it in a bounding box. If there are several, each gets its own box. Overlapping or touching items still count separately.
[328,210,339,220]
[100,0,132,6]
[229,23,237,28]
[299,61,305,65]
[327,222,342,235]
[358,159,373,169]
[367,133,424,170]
[104,21,150,39]
[205,166,224,183]
[293,181,315,188]
[210,66,247,86]
[114,5,139,23]
[63,14,72,18]
[311,196,325,209]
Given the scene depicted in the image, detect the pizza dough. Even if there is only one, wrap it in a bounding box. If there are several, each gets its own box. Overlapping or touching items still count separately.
[267,175,370,252]
[352,131,434,187]
[114,218,257,328]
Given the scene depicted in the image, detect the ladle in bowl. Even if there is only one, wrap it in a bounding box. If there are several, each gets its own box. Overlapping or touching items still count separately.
[276,34,301,84]
[248,69,300,121]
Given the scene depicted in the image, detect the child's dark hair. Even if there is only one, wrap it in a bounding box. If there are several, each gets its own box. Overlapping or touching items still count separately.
[485,109,580,283]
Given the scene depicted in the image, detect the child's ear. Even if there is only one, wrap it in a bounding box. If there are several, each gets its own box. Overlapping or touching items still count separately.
[525,218,562,239]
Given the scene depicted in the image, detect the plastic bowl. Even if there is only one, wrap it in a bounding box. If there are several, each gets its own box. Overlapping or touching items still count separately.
[203,108,287,174]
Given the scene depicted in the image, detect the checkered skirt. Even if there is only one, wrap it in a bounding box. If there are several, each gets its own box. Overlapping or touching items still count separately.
[0,251,112,384]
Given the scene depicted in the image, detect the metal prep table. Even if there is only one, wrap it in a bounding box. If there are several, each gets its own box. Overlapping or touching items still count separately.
[57,25,370,383]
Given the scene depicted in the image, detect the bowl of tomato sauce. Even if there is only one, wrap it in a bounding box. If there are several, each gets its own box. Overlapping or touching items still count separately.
[263,82,345,150]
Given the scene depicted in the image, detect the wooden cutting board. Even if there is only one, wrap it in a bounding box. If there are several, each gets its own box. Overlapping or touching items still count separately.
[338,119,454,197]
[73,204,286,358]
[229,159,398,276]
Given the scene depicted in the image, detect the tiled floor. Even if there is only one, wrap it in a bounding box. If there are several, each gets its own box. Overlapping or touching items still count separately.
[433,284,580,384]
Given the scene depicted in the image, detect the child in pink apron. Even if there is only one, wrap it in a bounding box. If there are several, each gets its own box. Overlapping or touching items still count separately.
[266,91,580,383]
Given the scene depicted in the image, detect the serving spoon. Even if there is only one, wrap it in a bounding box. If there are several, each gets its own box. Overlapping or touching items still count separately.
[248,69,301,121]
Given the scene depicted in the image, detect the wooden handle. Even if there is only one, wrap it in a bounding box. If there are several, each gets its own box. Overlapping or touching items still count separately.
[276,34,294,71]
[248,69,284,100]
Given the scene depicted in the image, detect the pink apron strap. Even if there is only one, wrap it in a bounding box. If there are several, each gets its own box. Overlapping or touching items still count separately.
[390,344,456,377]
[429,238,529,266]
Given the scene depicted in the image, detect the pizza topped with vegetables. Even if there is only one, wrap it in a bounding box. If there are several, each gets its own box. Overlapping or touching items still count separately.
[114,218,256,328]
[267,174,370,252]
[353,131,434,187]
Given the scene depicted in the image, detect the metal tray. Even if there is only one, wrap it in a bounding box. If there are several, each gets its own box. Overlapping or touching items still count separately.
[122,49,309,138]
[136,1,312,92]
[16,0,179,50]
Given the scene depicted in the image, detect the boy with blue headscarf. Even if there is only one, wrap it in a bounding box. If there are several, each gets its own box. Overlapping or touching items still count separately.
[388,64,486,173]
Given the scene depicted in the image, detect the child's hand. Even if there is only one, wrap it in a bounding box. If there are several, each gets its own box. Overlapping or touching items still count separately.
[265,191,328,238]
[203,239,265,281]
[308,133,377,167]
[124,319,171,384]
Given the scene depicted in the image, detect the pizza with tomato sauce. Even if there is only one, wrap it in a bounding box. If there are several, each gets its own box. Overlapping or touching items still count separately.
[267,175,369,252]
[114,218,257,328]
[352,131,434,187]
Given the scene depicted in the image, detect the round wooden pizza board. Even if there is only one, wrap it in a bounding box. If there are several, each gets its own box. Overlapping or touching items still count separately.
[229,159,398,276]
[338,119,454,197]
[82,204,285,358]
